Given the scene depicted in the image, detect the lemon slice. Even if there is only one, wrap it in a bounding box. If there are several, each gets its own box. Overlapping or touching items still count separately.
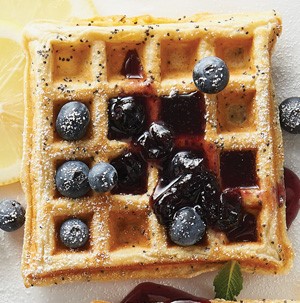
[0,21,24,185]
[0,0,96,26]
[0,0,96,186]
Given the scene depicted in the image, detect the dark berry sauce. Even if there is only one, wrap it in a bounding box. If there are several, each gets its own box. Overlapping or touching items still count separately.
[106,90,262,245]
[284,167,300,228]
[162,149,206,182]
[213,189,243,232]
[220,150,257,189]
[160,92,206,136]
[110,152,148,195]
[121,49,144,79]
[226,212,257,242]
[108,95,147,140]
[120,282,210,303]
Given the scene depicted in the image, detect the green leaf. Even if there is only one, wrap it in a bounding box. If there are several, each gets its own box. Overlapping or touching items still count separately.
[213,260,243,301]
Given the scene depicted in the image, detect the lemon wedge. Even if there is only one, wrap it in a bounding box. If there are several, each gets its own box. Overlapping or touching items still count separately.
[0,0,96,186]
[0,21,24,185]
[0,0,96,26]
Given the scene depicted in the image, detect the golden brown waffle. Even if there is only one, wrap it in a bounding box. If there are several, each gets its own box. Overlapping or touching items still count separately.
[92,301,299,303]
[22,11,293,287]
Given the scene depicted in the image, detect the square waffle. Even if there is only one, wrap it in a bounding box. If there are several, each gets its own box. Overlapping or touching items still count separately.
[21,11,293,287]
[92,301,299,303]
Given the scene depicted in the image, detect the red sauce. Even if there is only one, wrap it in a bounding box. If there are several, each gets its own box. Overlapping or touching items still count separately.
[120,282,210,303]
[284,167,300,228]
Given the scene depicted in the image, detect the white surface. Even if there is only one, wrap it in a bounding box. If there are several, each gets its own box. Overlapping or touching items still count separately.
[0,0,300,302]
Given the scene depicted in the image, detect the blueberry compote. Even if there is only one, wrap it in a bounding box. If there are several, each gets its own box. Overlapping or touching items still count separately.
[214,189,243,232]
[284,167,300,228]
[120,282,210,303]
[220,150,257,189]
[110,152,147,195]
[106,89,259,246]
[108,96,146,140]
[167,150,205,179]
[160,91,206,136]
[226,212,257,242]
[137,121,175,161]
[121,49,144,79]
[215,189,257,242]
[152,170,221,227]
[151,148,259,244]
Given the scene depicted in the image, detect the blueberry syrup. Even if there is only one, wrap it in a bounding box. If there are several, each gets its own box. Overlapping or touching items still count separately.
[110,152,148,195]
[106,90,262,245]
[213,189,243,232]
[160,92,206,136]
[284,167,300,228]
[226,212,257,242]
[220,150,257,189]
[121,49,144,79]
[120,282,210,303]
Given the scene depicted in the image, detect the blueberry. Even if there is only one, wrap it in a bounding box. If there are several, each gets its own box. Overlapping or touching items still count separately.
[153,170,220,225]
[59,218,89,249]
[169,151,204,179]
[88,162,118,193]
[168,206,206,246]
[108,96,145,136]
[110,152,146,187]
[55,161,90,198]
[56,101,90,141]
[279,97,300,134]
[193,56,229,94]
[153,176,187,225]
[187,171,221,225]
[0,200,25,232]
[214,190,243,231]
[137,122,174,161]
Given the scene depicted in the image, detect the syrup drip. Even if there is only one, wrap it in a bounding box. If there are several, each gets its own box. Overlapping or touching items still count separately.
[121,49,144,79]
[120,282,210,303]
[284,167,300,228]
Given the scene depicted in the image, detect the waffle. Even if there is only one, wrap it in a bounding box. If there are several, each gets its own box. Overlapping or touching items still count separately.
[92,301,299,303]
[21,11,293,287]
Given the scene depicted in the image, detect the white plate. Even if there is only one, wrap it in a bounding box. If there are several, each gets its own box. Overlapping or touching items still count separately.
[0,1,299,302]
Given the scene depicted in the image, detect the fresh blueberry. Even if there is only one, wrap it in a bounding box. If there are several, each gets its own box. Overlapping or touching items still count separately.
[193,56,229,94]
[55,161,90,198]
[169,151,204,179]
[110,152,146,188]
[56,101,90,141]
[168,206,206,246]
[88,162,118,193]
[137,122,174,161]
[0,200,25,232]
[153,170,220,225]
[279,97,300,134]
[59,218,89,249]
[108,96,146,136]
[214,190,243,231]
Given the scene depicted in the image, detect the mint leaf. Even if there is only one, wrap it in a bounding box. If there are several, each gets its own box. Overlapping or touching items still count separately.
[213,260,243,301]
